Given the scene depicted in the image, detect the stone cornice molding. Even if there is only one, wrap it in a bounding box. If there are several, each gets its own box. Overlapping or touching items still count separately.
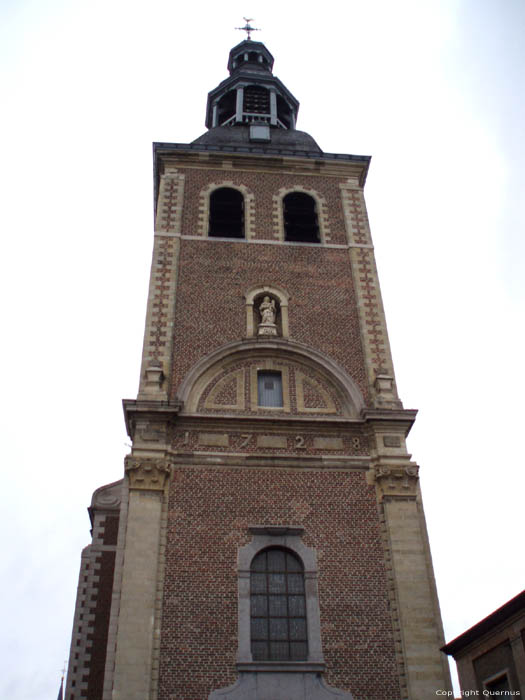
[362,408,418,436]
[124,456,172,491]
[154,144,370,186]
[122,398,182,439]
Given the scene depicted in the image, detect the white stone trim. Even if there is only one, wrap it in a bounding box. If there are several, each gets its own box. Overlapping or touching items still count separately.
[197,182,256,239]
[273,186,331,244]
[236,527,324,667]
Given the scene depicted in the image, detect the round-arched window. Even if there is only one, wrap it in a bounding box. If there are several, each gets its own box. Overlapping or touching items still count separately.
[283,192,320,243]
[209,187,244,238]
[250,547,308,661]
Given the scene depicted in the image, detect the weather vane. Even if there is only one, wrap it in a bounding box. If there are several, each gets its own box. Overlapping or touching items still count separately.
[235,18,260,40]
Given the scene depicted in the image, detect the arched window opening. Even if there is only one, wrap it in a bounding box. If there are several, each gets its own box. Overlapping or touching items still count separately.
[276,95,292,129]
[250,547,307,661]
[217,91,236,126]
[283,192,320,243]
[244,85,270,115]
[209,188,244,238]
[247,51,259,63]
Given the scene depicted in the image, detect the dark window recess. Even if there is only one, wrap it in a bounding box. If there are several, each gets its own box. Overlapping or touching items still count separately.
[217,90,236,125]
[257,371,283,407]
[485,674,511,693]
[250,548,308,661]
[283,193,320,243]
[244,86,270,115]
[277,95,292,129]
[209,188,244,238]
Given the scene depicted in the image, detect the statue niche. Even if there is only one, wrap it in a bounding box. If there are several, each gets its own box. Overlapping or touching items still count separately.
[256,295,280,337]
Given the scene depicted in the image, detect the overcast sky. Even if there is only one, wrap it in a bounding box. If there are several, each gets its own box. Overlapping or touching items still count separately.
[1,1,524,697]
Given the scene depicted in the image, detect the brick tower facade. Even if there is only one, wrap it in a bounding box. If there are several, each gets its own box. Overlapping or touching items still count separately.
[65,39,452,700]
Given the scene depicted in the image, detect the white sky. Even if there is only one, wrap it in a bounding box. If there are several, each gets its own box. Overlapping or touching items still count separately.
[1,1,524,697]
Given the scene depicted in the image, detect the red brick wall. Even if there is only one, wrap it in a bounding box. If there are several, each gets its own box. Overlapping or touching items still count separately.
[178,167,348,244]
[166,166,369,403]
[169,240,367,402]
[158,468,400,700]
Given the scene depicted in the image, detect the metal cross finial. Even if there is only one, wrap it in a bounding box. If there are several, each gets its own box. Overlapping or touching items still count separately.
[235,17,260,40]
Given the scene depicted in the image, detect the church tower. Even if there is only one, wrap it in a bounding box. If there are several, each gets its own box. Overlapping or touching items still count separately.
[66,36,452,700]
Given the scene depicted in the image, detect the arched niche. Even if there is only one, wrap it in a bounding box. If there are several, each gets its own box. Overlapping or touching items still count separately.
[245,285,289,339]
[176,339,364,418]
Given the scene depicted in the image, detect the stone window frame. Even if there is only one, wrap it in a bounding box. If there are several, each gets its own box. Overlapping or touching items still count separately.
[245,284,289,339]
[249,360,290,413]
[198,182,255,240]
[273,186,331,244]
[482,668,513,692]
[236,526,325,672]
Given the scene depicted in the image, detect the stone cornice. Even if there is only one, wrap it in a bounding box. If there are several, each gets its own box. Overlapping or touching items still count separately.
[168,452,369,471]
[362,408,418,436]
[154,143,370,183]
[123,398,181,439]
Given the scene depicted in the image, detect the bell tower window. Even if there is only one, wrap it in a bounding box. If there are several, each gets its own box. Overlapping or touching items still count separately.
[209,187,244,238]
[283,192,320,243]
[250,547,308,661]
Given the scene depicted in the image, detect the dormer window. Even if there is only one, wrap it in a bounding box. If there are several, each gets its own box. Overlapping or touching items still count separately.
[209,188,244,238]
[283,192,320,243]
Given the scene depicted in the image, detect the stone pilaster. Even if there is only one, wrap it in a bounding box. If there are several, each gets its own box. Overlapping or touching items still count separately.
[111,457,171,700]
[138,168,184,401]
[341,179,401,408]
[367,418,452,699]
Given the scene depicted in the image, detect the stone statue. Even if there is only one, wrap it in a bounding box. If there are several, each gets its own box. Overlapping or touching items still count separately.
[259,296,276,324]
[257,296,277,336]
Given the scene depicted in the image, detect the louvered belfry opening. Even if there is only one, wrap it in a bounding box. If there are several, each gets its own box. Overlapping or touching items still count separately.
[276,95,292,129]
[283,192,320,243]
[217,90,236,126]
[209,187,244,238]
[250,548,308,661]
[243,85,270,116]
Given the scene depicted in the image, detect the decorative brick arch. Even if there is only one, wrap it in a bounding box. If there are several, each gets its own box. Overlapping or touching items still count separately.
[198,181,256,239]
[176,338,365,417]
[245,284,290,338]
[273,186,331,244]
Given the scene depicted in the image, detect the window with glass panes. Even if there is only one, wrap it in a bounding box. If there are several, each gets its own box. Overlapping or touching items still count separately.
[250,548,308,661]
[257,371,283,407]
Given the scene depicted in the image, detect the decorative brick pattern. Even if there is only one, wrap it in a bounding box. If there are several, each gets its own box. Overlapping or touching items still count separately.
[65,512,119,700]
[157,467,401,700]
[340,181,371,246]
[349,246,398,396]
[170,240,368,404]
[137,233,180,398]
[195,358,343,417]
[155,170,185,234]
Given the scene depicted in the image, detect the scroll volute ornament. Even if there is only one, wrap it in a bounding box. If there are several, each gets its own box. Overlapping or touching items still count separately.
[375,464,419,499]
[124,456,172,491]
